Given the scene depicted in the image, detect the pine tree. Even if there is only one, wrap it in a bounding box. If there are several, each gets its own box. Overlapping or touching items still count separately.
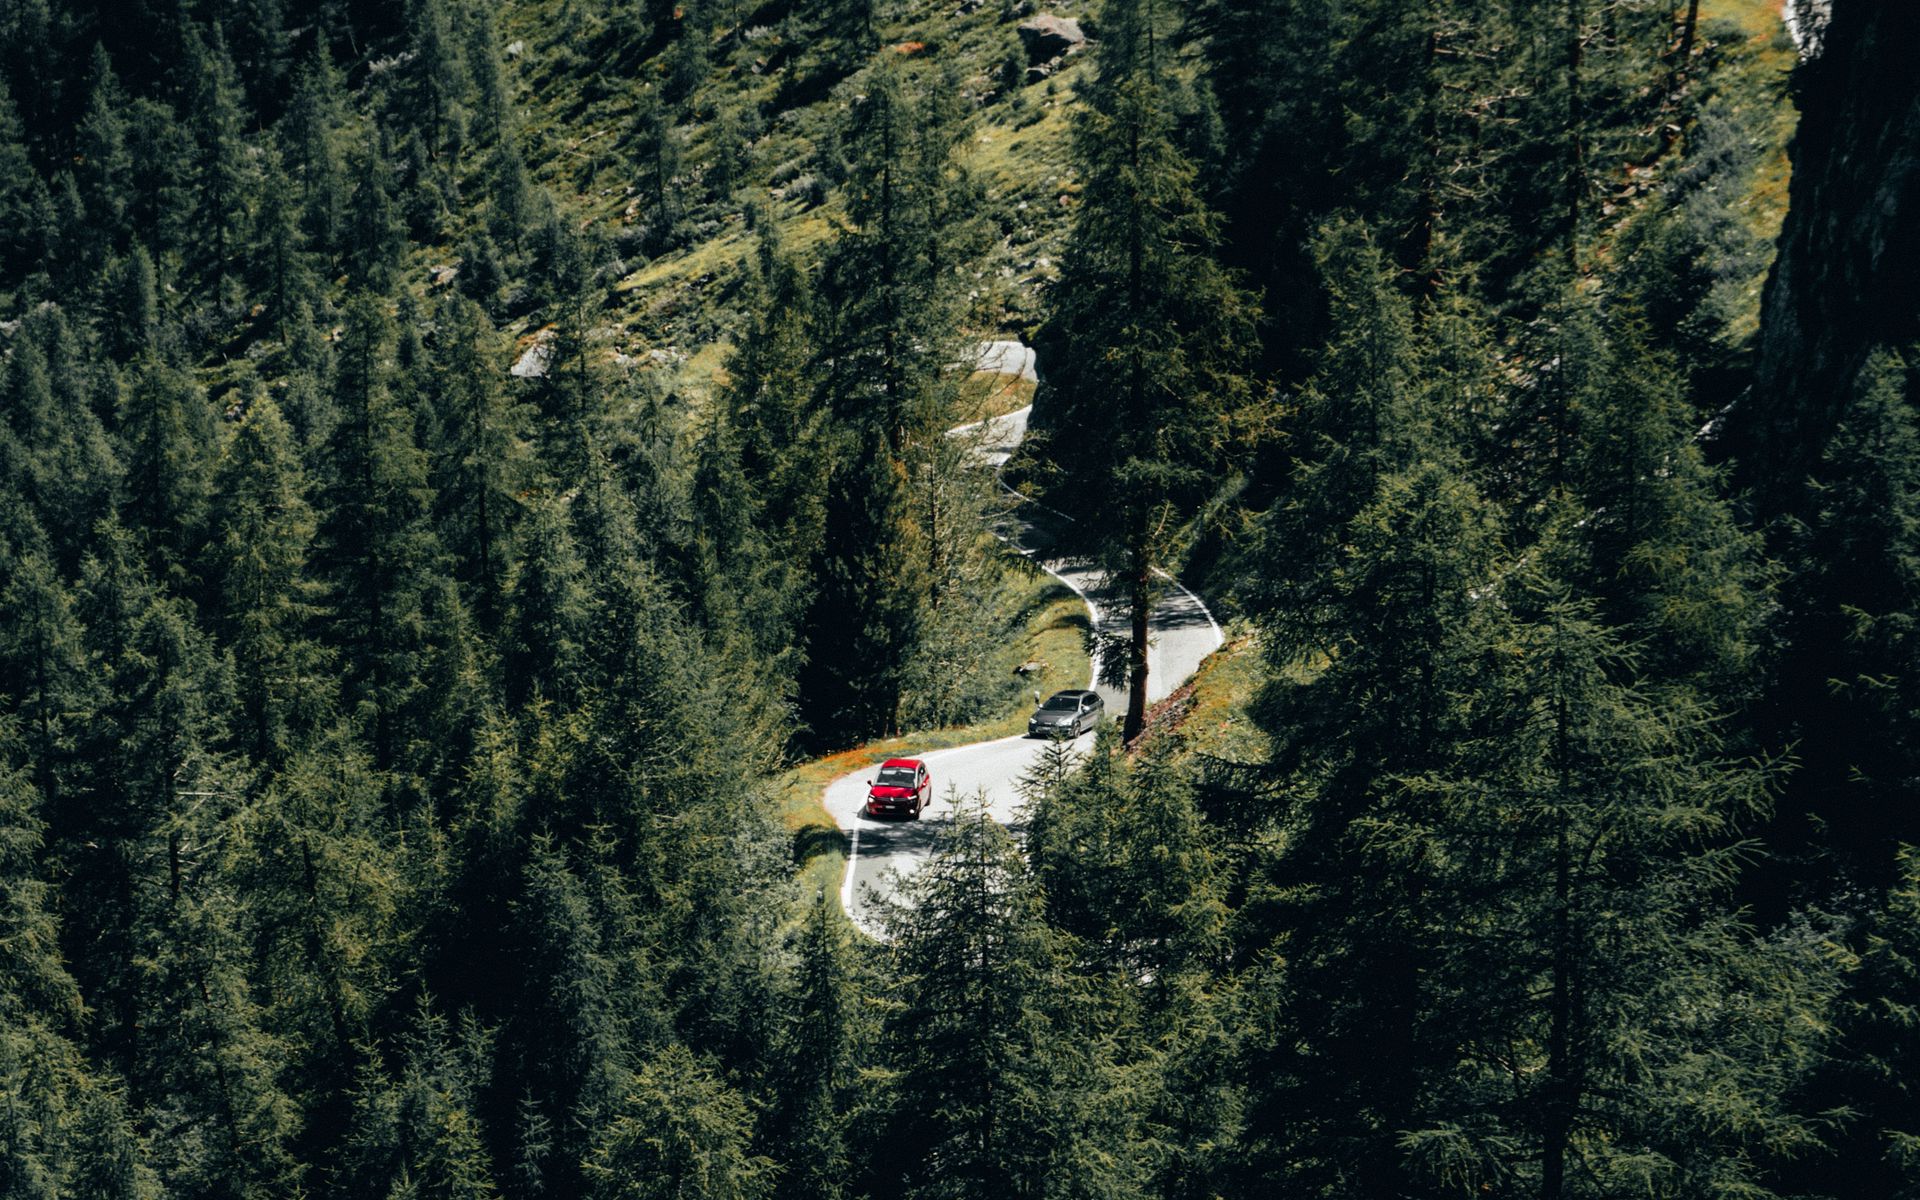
[502,838,631,1198]
[505,497,592,708]
[425,294,526,627]
[187,28,253,288]
[251,142,319,342]
[1768,348,1920,879]
[229,729,399,1168]
[1034,0,1259,739]
[1395,582,1835,1200]
[407,0,471,155]
[347,136,406,292]
[340,1000,498,1200]
[319,293,448,774]
[4,311,121,573]
[464,4,511,148]
[869,796,1123,1200]
[104,244,160,361]
[74,49,132,268]
[283,45,349,255]
[584,1044,770,1200]
[1811,848,1920,1197]
[1235,223,1516,1197]
[721,224,826,614]
[798,422,925,744]
[122,97,195,269]
[764,890,863,1200]
[0,720,119,1200]
[628,87,683,253]
[0,550,92,809]
[0,78,41,280]
[1026,733,1225,987]
[210,390,328,764]
[816,57,978,459]
[118,355,216,588]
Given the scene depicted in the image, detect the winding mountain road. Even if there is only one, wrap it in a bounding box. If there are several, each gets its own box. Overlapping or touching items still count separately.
[823,403,1222,932]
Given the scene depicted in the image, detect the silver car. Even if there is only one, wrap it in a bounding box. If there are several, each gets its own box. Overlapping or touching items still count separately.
[1027,689,1103,738]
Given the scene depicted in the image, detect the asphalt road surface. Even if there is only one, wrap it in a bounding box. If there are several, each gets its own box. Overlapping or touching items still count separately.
[823,404,1223,933]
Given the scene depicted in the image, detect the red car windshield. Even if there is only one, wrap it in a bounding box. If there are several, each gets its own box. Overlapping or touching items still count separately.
[876,766,917,787]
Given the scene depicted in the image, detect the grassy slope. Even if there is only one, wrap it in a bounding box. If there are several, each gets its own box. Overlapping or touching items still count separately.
[496,0,1094,396]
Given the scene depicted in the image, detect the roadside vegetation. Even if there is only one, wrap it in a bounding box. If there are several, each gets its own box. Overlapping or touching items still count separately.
[4,0,1919,1198]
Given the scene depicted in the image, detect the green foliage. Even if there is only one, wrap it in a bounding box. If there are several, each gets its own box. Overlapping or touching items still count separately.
[1769,349,1920,874]
[584,1043,772,1200]
[1033,0,1259,736]
[0,5,1893,1200]
[870,795,1128,1200]
[211,391,328,762]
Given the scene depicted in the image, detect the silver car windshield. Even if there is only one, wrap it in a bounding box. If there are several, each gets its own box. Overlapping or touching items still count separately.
[1042,696,1079,711]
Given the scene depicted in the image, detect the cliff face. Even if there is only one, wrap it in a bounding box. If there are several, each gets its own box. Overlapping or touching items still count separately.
[1740,0,1920,505]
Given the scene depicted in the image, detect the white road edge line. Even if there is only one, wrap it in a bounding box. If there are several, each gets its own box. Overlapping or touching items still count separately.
[841,825,861,912]
[836,393,1223,914]
[1152,566,1225,649]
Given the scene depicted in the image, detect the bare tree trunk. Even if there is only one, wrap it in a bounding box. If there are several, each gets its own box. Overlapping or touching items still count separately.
[1123,562,1151,742]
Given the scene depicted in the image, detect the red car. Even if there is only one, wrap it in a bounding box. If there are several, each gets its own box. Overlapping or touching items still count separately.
[866,758,930,819]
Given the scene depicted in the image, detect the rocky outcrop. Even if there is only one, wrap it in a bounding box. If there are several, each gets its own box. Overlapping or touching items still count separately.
[1738,0,1920,507]
[1018,15,1087,67]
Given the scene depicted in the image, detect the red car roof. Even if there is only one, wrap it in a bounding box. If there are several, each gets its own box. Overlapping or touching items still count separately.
[880,757,923,768]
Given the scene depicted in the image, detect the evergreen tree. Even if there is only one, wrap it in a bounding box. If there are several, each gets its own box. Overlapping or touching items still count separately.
[1034,0,1259,740]
[251,142,319,342]
[1395,583,1835,1200]
[122,96,195,270]
[425,294,526,627]
[1805,848,1920,1198]
[764,890,864,1200]
[340,999,498,1200]
[187,28,253,289]
[3,316,121,572]
[505,497,591,708]
[798,422,925,743]
[119,355,216,588]
[1767,349,1920,881]
[104,244,160,361]
[1026,732,1225,988]
[407,0,470,155]
[0,550,92,808]
[501,837,632,1199]
[628,87,682,253]
[229,729,398,1168]
[817,57,978,458]
[1235,222,1513,1197]
[347,136,406,293]
[464,3,510,148]
[319,293,448,774]
[584,1044,770,1200]
[210,390,327,764]
[869,797,1124,1200]
[283,45,349,255]
[0,78,42,280]
[73,49,132,268]
[721,224,826,625]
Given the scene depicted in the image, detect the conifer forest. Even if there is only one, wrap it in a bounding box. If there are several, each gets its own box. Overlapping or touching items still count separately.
[3,0,1920,1196]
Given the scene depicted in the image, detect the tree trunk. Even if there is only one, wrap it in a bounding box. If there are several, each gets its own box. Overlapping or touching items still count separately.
[1565,0,1586,272]
[1542,683,1580,1200]
[1123,561,1151,742]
